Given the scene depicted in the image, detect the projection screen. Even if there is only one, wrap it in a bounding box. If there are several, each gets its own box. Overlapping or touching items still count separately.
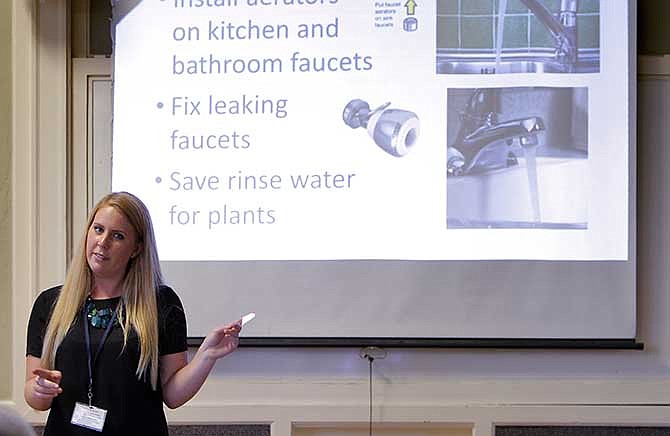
[111,0,637,343]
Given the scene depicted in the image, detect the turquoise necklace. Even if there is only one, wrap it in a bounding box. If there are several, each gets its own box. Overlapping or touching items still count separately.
[85,296,119,329]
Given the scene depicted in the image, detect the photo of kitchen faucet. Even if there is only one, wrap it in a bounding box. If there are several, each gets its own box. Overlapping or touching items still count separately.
[446,87,589,229]
[436,0,600,74]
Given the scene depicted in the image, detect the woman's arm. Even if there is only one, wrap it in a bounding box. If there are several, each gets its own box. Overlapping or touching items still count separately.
[160,321,241,409]
[24,355,62,411]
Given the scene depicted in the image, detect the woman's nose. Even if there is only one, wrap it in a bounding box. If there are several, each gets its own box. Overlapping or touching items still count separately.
[97,232,110,247]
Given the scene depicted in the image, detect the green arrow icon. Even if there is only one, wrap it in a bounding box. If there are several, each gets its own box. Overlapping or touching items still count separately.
[405,0,417,15]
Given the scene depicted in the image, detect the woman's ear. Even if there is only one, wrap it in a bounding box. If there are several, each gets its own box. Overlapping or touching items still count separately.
[132,243,143,259]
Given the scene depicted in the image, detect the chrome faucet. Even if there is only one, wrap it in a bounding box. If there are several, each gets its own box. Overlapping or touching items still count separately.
[520,0,578,71]
[448,89,545,176]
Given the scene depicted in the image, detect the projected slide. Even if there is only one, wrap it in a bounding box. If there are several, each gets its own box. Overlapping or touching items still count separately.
[112,0,628,261]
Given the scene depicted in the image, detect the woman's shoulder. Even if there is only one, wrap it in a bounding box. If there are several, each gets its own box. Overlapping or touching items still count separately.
[156,285,188,339]
[156,284,183,308]
[27,285,63,344]
[33,285,63,311]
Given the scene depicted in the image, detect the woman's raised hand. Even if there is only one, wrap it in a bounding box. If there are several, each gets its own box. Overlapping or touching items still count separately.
[200,320,242,361]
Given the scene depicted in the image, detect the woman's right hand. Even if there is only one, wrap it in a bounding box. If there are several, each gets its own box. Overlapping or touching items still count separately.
[25,355,62,410]
[31,368,63,400]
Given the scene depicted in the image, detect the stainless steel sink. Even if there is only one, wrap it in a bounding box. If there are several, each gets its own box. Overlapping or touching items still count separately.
[436,58,599,74]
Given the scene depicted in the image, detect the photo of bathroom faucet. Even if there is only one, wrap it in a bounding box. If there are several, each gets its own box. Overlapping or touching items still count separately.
[342,99,420,157]
[436,0,600,74]
[446,87,589,229]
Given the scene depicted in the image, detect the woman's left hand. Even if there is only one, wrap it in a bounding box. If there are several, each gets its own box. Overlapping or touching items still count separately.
[199,320,242,361]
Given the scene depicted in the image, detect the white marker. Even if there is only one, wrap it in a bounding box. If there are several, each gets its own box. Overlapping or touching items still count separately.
[241,312,256,326]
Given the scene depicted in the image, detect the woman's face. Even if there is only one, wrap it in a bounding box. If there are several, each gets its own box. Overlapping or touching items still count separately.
[86,205,140,286]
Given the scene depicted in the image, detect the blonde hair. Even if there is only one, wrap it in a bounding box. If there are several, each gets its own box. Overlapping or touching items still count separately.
[41,192,163,389]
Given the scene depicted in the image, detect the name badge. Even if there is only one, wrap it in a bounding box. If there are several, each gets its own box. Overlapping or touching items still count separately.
[71,402,107,432]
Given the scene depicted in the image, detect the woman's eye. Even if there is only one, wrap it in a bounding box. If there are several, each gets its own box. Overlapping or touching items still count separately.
[93,225,103,233]
[113,232,125,240]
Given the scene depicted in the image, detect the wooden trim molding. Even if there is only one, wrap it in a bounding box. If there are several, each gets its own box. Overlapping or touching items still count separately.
[71,57,112,258]
[11,0,68,412]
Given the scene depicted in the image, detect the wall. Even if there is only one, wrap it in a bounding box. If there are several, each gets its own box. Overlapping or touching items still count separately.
[3,1,670,436]
[0,0,12,401]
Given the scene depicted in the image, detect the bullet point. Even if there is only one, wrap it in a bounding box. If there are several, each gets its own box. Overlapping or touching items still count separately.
[157,102,164,109]
[155,177,162,183]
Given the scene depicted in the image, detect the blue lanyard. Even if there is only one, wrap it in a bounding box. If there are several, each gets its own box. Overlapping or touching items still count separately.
[82,302,119,407]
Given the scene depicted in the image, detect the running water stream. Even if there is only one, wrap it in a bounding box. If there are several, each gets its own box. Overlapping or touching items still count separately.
[524,146,542,223]
[495,0,507,70]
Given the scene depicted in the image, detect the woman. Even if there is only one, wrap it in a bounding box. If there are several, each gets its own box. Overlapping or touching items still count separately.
[25,192,241,435]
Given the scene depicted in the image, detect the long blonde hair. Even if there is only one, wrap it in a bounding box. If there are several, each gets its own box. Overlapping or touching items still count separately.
[41,192,163,389]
